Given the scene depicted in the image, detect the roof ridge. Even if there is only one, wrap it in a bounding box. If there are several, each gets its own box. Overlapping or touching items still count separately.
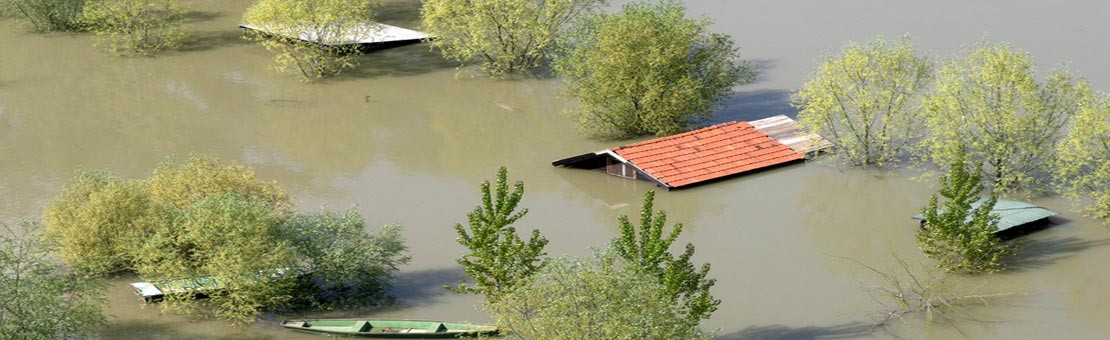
[613,121,745,150]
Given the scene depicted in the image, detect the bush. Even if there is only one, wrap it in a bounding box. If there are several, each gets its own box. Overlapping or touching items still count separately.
[488,254,711,340]
[82,0,187,56]
[242,0,375,82]
[0,222,106,340]
[281,210,410,309]
[556,1,753,138]
[421,0,604,76]
[42,155,409,323]
[41,170,155,274]
[7,0,85,32]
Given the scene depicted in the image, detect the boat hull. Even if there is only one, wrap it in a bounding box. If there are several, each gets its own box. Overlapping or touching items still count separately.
[281,319,498,338]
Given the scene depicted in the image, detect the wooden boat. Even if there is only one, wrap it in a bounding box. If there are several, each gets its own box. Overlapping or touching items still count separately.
[281,319,498,338]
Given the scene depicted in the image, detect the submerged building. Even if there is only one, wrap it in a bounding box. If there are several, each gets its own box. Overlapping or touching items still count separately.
[552,115,831,190]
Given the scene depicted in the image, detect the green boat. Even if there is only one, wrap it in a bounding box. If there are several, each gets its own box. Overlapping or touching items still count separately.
[281,319,498,338]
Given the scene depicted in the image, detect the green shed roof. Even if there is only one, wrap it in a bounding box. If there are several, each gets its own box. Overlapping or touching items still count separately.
[911,198,1058,234]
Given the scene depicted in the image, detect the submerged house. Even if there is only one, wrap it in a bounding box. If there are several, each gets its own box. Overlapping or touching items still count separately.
[911,198,1059,239]
[238,23,431,50]
[552,115,831,190]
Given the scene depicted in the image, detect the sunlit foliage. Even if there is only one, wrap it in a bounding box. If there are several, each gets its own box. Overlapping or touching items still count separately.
[793,36,932,167]
[450,167,548,302]
[82,0,187,56]
[612,190,718,327]
[1056,94,1110,225]
[242,0,375,82]
[488,254,711,340]
[917,148,1014,274]
[0,222,106,340]
[421,0,604,76]
[920,42,1090,195]
[556,0,753,138]
[6,0,85,32]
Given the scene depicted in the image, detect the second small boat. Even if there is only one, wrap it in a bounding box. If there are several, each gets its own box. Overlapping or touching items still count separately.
[281,319,498,338]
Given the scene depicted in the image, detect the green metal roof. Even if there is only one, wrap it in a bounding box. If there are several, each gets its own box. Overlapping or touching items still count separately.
[911,198,1058,233]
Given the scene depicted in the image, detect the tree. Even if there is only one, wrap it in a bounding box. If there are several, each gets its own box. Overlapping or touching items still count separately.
[242,0,376,82]
[6,0,85,32]
[280,209,410,309]
[920,42,1091,194]
[487,254,711,340]
[41,170,156,274]
[0,222,106,340]
[450,167,548,302]
[917,148,1014,274]
[421,0,604,76]
[82,0,187,56]
[1056,94,1110,225]
[555,1,753,138]
[612,190,718,326]
[146,154,291,212]
[793,36,932,167]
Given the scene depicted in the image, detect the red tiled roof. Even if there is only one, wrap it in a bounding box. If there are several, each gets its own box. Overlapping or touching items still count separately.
[612,121,804,188]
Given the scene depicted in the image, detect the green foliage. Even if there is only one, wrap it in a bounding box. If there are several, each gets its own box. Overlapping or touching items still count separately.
[280,210,410,309]
[421,0,604,76]
[612,190,718,327]
[41,170,155,274]
[6,0,85,32]
[793,36,932,167]
[0,222,106,340]
[82,0,187,56]
[136,193,298,324]
[920,42,1090,195]
[488,254,711,340]
[1056,94,1110,225]
[451,167,548,302]
[917,148,1014,274]
[242,0,375,82]
[42,155,409,323]
[556,0,753,138]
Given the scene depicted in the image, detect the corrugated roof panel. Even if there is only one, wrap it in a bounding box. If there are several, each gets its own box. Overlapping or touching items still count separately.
[911,199,1058,233]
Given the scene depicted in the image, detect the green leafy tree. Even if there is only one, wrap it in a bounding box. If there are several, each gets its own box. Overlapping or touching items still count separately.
[41,170,155,274]
[7,0,85,32]
[920,42,1091,194]
[134,193,298,324]
[421,0,604,76]
[793,36,932,167]
[0,222,106,340]
[556,0,753,138]
[612,190,718,326]
[450,167,548,302]
[82,0,187,56]
[488,254,711,340]
[242,0,376,82]
[280,209,410,309]
[917,148,1014,274]
[1056,94,1110,225]
[146,154,291,212]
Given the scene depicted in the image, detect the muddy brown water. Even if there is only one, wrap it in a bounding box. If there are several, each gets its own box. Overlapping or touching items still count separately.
[1,0,1108,339]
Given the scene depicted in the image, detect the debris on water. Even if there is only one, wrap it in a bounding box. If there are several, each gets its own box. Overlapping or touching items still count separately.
[496,103,516,112]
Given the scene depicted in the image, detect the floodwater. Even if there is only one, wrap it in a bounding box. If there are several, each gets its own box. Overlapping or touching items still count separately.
[1,0,1108,338]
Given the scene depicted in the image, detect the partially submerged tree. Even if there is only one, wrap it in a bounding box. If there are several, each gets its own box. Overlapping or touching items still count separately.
[242,0,377,82]
[7,0,86,32]
[421,0,604,76]
[920,42,1091,194]
[281,210,410,309]
[0,222,106,340]
[82,0,187,56]
[556,0,753,138]
[450,167,548,302]
[1056,94,1110,225]
[488,254,711,340]
[612,190,718,326]
[917,148,1014,274]
[793,36,932,167]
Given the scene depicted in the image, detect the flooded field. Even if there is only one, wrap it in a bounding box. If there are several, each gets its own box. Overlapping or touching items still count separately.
[1,0,1108,338]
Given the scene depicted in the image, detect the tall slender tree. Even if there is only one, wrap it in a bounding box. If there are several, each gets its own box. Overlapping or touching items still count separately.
[612,191,718,326]
[1056,94,1110,225]
[450,167,548,302]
